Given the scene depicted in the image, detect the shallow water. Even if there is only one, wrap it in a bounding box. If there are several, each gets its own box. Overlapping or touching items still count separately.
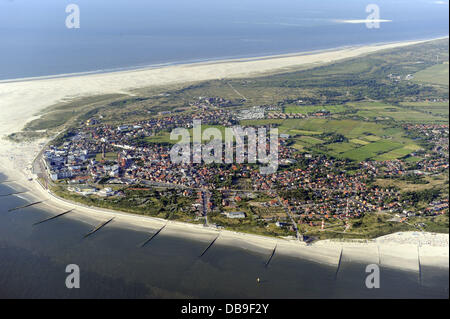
[0,177,448,298]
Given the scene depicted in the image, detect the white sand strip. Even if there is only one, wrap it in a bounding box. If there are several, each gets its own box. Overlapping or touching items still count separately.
[0,38,445,139]
[340,244,380,265]
[419,245,449,269]
[378,243,420,273]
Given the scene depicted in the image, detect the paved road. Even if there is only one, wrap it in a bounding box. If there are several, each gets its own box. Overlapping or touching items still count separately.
[277,195,302,241]
[201,191,209,227]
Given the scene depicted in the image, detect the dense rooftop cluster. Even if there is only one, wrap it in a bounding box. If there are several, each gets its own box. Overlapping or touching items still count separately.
[43,111,449,228]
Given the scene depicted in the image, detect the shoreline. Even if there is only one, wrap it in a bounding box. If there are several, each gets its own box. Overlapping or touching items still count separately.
[0,36,448,272]
[1,37,447,143]
[1,163,448,273]
[1,35,447,84]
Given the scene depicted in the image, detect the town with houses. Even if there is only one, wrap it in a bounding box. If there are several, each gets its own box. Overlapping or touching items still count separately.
[38,99,449,240]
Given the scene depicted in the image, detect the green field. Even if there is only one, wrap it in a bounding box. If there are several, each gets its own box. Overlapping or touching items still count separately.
[140,119,419,163]
[413,63,449,86]
[142,125,230,145]
[331,140,422,161]
[284,104,348,114]
[372,144,422,161]
[143,133,175,144]
[350,138,370,145]
[400,101,449,117]
[326,142,358,154]
[241,117,421,161]
[404,156,423,163]
[340,140,403,161]
[350,101,446,123]
[362,135,381,142]
[95,152,119,161]
[278,118,400,138]
[295,136,324,145]
[289,129,323,135]
[240,119,284,126]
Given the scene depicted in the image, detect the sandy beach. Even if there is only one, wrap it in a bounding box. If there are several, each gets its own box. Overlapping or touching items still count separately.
[0,38,448,272]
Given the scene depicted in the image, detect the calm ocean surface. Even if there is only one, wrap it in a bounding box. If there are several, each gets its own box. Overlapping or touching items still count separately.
[0,176,448,298]
[0,0,448,80]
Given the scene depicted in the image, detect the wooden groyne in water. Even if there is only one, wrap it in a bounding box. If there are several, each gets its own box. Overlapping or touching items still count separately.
[417,245,422,286]
[83,218,114,239]
[334,247,343,280]
[0,180,15,184]
[8,201,45,212]
[33,209,74,226]
[377,245,381,265]
[265,244,277,268]
[0,191,27,197]
[140,225,166,248]
[199,234,220,258]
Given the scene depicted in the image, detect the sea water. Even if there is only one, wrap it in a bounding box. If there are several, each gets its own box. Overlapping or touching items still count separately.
[0,0,448,80]
[0,176,447,298]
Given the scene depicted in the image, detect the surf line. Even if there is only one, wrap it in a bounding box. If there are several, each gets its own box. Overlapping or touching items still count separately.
[265,243,277,268]
[140,224,167,248]
[8,200,45,212]
[83,217,114,239]
[199,233,220,258]
[33,209,74,226]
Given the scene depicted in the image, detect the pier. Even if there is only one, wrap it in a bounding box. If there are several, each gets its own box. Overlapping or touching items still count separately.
[199,234,220,258]
[83,218,114,238]
[8,201,45,212]
[265,244,277,268]
[33,209,74,226]
[140,225,166,248]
